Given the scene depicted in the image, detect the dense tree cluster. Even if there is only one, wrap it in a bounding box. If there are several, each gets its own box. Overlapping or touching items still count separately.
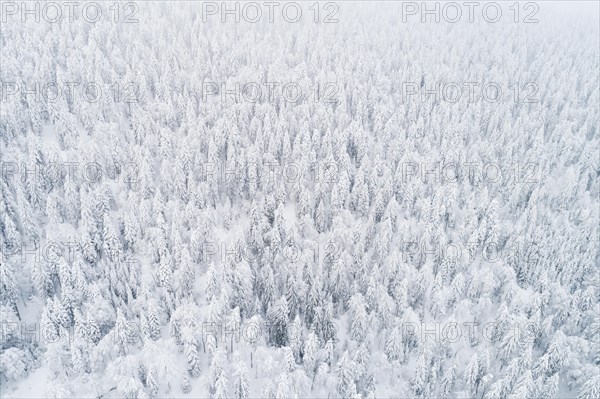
[1,2,598,398]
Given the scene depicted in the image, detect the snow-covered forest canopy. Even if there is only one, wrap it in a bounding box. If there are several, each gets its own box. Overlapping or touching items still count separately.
[1,1,599,398]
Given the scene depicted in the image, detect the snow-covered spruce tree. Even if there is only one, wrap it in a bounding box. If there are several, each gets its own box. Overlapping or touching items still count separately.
[267,297,290,347]
[233,361,250,399]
